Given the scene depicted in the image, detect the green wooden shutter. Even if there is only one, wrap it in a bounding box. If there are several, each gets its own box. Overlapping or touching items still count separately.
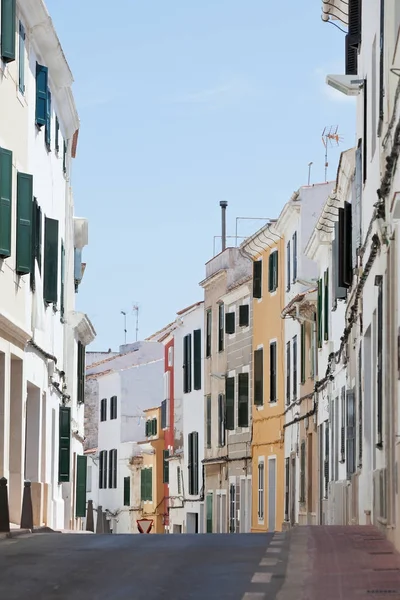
[188,432,193,494]
[1,0,16,62]
[268,252,274,292]
[44,217,59,304]
[55,118,60,153]
[58,406,71,482]
[206,395,211,448]
[225,312,235,334]
[238,373,249,427]
[0,148,12,258]
[193,329,201,390]
[63,141,67,174]
[124,476,130,506]
[45,88,51,148]
[35,63,48,127]
[163,450,169,483]
[273,250,279,290]
[18,21,25,93]
[253,260,262,298]
[75,455,87,517]
[16,172,33,275]
[153,418,157,436]
[317,279,323,348]
[193,431,199,494]
[77,341,85,404]
[225,376,235,430]
[324,269,329,341]
[141,469,146,501]
[206,494,213,533]
[254,348,264,405]
[60,240,65,317]
[147,468,153,501]
[301,323,306,384]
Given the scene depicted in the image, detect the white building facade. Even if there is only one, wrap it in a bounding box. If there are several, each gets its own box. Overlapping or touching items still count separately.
[0,0,95,530]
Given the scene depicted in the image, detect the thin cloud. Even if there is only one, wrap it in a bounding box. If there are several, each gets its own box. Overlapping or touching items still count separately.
[171,76,255,106]
[314,67,356,104]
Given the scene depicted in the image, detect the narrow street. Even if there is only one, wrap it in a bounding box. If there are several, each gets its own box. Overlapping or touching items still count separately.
[0,531,288,600]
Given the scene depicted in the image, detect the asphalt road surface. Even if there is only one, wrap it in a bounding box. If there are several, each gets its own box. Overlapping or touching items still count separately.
[0,530,289,600]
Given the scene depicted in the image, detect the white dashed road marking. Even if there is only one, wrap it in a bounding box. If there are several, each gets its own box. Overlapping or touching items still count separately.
[266,547,281,553]
[259,557,278,566]
[270,540,283,546]
[242,593,266,599]
[251,572,272,584]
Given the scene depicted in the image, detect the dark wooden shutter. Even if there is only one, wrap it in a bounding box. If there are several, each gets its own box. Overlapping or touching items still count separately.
[292,232,297,282]
[378,0,384,131]
[300,323,306,384]
[206,310,212,357]
[141,469,146,501]
[124,476,130,506]
[16,172,33,274]
[292,336,297,399]
[254,348,263,405]
[77,342,85,404]
[218,394,225,446]
[99,451,104,489]
[377,278,383,446]
[218,304,224,351]
[44,217,59,304]
[193,329,201,390]
[225,376,235,430]
[284,458,289,521]
[63,141,67,174]
[286,341,291,404]
[324,270,329,341]
[343,202,353,287]
[270,342,277,402]
[353,142,363,268]
[286,241,291,291]
[60,241,65,317]
[75,455,87,517]
[145,419,149,437]
[103,451,107,489]
[225,312,235,335]
[0,148,13,258]
[239,304,249,327]
[300,441,305,503]
[163,450,169,483]
[188,432,193,494]
[253,260,262,298]
[153,418,157,436]
[35,63,48,127]
[55,117,60,153]
[346,389,356,479]
[345,0,361,75]
[108,450,113,489]
[273,250,279,291]
[193,431,199,494]
[206,395,211,448]
[113,449,117,488]
[45,88,51,148]
[333,221,347,303]
[161,400,167,429]
[268,252,274,292]
[183,334,192,393]
[1,0,16,62]
[147,468,153,501]
[317,279,323,347]
[238,372,249,427]
[58,406,71,482]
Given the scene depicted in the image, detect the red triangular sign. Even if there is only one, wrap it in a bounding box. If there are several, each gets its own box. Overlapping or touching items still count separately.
[137,518,153,534]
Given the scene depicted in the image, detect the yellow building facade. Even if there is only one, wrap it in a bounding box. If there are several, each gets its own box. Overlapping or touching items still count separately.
[242,225,285,532]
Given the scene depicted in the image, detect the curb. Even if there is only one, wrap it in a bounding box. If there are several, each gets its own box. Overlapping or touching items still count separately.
[0,528,31,540]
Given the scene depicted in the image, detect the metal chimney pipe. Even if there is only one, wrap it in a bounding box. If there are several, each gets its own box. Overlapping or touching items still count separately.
[220,201,228,252]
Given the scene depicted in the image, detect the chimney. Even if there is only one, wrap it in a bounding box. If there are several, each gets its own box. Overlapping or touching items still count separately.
[220,201,228,252]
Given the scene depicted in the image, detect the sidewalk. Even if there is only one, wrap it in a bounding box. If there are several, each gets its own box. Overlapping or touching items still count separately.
[278,526,400,600]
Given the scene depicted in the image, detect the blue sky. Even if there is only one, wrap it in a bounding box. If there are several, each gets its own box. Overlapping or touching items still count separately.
[46,0,355,351]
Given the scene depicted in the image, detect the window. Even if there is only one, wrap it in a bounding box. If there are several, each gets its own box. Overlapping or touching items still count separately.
[193,329,201,390]
[268,251,278,293]
[146,418,157,437]
[163,450,169,483]
[345,0,361,74]
[254,348,264,406]
[163,370,170,429]
[177,466,182,495]
[218,304,224,352]
[43,217,59,304]
[124,476,130,506]
[36,63,48,128]
[225,311,235,335]
[58,406,71,483]
[324,270,329,341]
[338,203,352,289]
[206,493,213,533]
[1,0,16,62]
[286,341,291,405]
[0,148,12,259]
[286,241,291,291]
[63,140,67,174]
[55,117,60,154]
[239,304,249,327]
[269,342,277,403]
[358,344,363,467]
[60,241,65,318]
[188,431,199,495]
[110,396,117,420]
[284,458,289,521]
[30,199,42,290]
[300,323,306,384]
[253,260,262,298]
[206,395,212,448]
[100,399,107,422]
[378,0,384,134]
[108,449,117,489]
[258,461,264,520]
[317,279,323,348]
[292,232,297,282]
[229,484,236,533]
[99,450,107,489]
[300,441,305,503]
[206,309,212,357]
[310,315,316,379]
[225,377,235,430]
[77,342,85,404]
[238,372,249,427]
[161,399,167,429]
[333,221,347,304]
[183,333,192,393]
[377,277,383,446]
[141,468,152,502]
[18,22,25,93]
[293,336,297,400]
[218,394,225,447]
[75,455,87,518]
[16,172,33,275]
[346,389,356,479]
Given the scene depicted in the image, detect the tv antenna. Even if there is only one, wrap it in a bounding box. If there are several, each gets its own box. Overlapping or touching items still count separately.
[132,304,139,342]
[322,126,343,182]
[121,310,127,345]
